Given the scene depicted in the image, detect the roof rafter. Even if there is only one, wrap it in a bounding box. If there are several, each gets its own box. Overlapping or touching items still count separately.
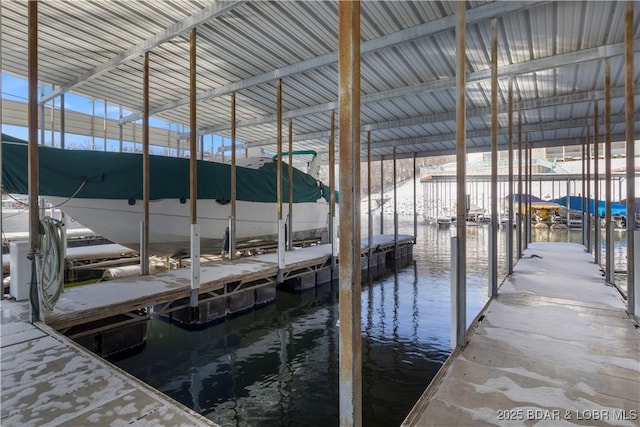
[39,0,246,105]
[123,0,543,124]
[195,41,637,139]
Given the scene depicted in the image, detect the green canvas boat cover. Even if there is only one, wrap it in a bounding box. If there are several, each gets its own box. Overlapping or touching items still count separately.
[2,134,331,203]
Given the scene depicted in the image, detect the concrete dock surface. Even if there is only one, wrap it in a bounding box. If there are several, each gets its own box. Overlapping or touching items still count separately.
[404,242,639,427]
[1,300,216,427]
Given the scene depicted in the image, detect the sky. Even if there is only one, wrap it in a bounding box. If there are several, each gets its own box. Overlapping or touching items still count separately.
[1,72,229,156]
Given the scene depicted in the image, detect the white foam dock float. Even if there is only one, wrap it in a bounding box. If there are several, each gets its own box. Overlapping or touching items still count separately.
[403,242,639,427]
[0,300,216,426]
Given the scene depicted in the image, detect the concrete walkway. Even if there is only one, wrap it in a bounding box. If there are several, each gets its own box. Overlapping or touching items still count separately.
[1,300,216,427]
[404,242,639,426]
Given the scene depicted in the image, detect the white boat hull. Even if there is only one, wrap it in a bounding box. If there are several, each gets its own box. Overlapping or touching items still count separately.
[46,197,330,256]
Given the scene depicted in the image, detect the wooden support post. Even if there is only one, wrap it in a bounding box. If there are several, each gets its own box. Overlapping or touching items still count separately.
[489,18,498,297]
[624,2,636,315]
[453,0,467,349]
[338,1,362,424]
[28,0,40,322]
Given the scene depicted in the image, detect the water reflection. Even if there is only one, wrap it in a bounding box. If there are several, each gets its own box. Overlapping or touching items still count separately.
[114,219,627,426]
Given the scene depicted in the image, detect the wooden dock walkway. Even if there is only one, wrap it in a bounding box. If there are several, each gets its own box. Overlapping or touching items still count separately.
[44,234,412,331]
[1,233,413,426]
[404,242,640,427]
[0,300,216,426]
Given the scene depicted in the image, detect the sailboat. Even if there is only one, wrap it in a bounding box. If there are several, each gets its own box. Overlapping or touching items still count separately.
[1,134,332,256]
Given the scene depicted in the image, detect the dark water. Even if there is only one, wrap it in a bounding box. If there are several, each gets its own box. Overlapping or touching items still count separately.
[112,219,490,426]
[110,218,627,427]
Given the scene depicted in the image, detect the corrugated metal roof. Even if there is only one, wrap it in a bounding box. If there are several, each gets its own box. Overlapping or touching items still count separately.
[1,0,638,162]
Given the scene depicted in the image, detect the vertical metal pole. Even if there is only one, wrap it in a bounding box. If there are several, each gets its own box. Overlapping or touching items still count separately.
[517,111,522,258]
[329,111,337,266]
[393,146,398,243]
[230,93,237,260]
[581,133,586,245]
[452,0,467,349]
[288,119,294,251]
[489,18,498,297]
[507,79,514,274]
[118,106,123,152]
[60,94,65,149]
[199,135,204,160]
[528,136,532,243]
[103,100,108,151]
[594,103,600,265]
[39,85,44,145]
[189,29,200,300]
[368,132,373,258]
[28,0,40,323]
[338,1,362,424]
[586,126,592,253]
[50,89,55,146]
[91,98,95,149]
[380,157,384,234]
[605,60,613,283]
[624,2,636,315]
[413,154,417,242]
[277,80,285,274]
[524,127,529,248]
[141,51,150,276]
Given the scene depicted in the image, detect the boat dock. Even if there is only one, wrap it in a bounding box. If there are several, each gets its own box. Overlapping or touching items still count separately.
[1,233,413,425]
[5,234,412,358]
[0,299,215,426]
[403,242,639,426]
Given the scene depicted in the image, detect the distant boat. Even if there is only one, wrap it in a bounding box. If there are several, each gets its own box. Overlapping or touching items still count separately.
[2,134,333,256]
[551,196,627,217]
[505,194,562,222]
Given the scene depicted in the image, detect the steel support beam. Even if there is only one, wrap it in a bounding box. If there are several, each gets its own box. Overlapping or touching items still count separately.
[594,103,600,265]
[277,80,285,273]
[489,19,498,297]
[517,112,523,258]
[288,119,294,251]
[586,125,592,253]
[605,60,614,284]
[452,0,467,349]
[141,51,150,276]
[507,79,514,274]
[189,29,200,297]
[624,2,636,316]
[338,1,362,424]
[368,132,373,259]
[329,111,337,266]
[230,92,237,260]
